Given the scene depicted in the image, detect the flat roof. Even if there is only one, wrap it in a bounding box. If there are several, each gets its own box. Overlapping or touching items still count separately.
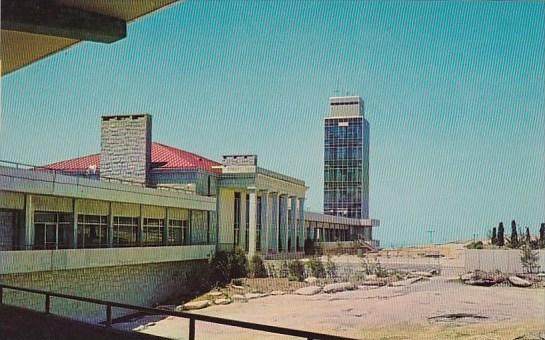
[305,211,379,227]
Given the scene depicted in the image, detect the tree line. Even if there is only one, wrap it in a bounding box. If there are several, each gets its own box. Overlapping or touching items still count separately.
[490,220,545,249]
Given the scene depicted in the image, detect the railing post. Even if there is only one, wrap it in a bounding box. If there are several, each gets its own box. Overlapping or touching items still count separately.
[188,318,195,340]
[45,294,50,314]
[106,305,112,327]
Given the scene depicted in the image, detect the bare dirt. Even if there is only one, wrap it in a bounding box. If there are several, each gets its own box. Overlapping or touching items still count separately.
[115,243,545,340]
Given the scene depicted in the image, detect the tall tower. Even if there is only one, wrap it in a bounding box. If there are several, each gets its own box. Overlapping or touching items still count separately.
[324,96,369,219]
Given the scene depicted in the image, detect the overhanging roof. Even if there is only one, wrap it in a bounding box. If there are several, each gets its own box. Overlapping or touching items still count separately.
[305,211,380,228]
[1,0,179,75]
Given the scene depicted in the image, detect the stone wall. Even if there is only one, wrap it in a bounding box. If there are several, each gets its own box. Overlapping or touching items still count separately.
[100,114,152,185]
[0,260,206,323]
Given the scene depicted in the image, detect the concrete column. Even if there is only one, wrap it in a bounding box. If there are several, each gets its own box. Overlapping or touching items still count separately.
[108,202,114,247]
[72,199,78,249]
[24,194,34,250]
[163,208,169,246]
[248,190,257,257]
[138,205,144,246]
[239,192,247,251]
[269,192,279,253]
[279,194,288,253]
[260,191,269,255]
[289,196,297,252]
[298,197,305,251]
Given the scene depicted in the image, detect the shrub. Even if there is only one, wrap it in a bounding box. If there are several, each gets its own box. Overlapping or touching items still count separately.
[521,243,541,274]
[465,241,483,249]
[249,255,268,278]
[287,260,305,282]
[307,256,326,278]
[325,255,337,279]
[279,260,289,278]
[209,247,248,286]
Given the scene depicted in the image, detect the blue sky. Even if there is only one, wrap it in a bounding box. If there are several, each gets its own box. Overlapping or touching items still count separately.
[1,1,544,246]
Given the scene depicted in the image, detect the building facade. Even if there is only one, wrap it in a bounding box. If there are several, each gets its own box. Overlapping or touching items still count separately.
[324,96,370,219]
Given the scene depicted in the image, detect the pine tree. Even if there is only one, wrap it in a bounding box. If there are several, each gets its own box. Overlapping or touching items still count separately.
[525,227,531,244]
[491,227,497,245]
[497,222,505,247]
[510,220,518,248]
[539,223,545,248]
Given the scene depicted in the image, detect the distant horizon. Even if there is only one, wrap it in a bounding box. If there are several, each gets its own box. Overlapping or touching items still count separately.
[1,1,544,247]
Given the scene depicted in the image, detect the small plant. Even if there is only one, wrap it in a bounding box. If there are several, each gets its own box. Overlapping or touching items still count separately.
[521,242,540,274]
[287,260,305,282]
[325,255,337,279]
[307,256,326,278]
[465,241,483,249]
[279,260,289,278]
[266,262,277,278]
[249,255,267,278]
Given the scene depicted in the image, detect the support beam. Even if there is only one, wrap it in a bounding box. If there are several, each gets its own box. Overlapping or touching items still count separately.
[72,199,78,249]
[298,197,305,251]
[248,190,257,257]
[269,192,279,253]
[24,194,34,250]
[279,194,288,253]
[1,0,127,43]
[260,191,269,255]
[289,196,297,253]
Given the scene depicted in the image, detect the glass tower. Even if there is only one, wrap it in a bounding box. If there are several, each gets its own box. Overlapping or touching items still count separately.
[324,96,369,219]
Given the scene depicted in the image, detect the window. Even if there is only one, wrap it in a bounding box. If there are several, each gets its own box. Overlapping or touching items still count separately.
[77,215,108,248]
[143,218,164,246]
[34,212,72,250]
[113,216,138,247]
[168,219,188,245]
[191,210,208,244]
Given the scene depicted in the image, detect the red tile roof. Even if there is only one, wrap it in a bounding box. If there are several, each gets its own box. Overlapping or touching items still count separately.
[44,142,222,174]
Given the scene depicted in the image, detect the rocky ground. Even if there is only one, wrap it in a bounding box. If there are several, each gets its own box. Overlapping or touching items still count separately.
[113,244,545,340]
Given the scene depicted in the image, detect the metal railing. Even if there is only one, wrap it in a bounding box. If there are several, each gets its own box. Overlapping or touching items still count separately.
[0,283,356,340]
[0,159,196,195]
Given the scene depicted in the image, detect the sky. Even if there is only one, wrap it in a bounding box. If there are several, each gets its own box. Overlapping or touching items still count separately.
[1,1,544,247]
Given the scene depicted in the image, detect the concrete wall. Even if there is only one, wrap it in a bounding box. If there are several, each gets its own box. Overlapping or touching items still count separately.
[0,245,215,275]
[465,249,545,273]
[0,260,207,323]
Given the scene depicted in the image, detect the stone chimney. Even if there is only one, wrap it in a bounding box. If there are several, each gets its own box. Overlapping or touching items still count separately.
[100,114,152,185]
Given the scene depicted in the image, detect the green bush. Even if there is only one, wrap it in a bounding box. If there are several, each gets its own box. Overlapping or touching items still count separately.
[465,241,483,249]
[279,260,289,278]
[325,255,337,278]
[209,247,248,286]
[249,255,268,278]
[287,260,305,282]
[307,256,326,278]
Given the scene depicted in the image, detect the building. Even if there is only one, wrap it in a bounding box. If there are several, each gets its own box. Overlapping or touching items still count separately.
[324,96,370,220]
[0,113,379,320]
